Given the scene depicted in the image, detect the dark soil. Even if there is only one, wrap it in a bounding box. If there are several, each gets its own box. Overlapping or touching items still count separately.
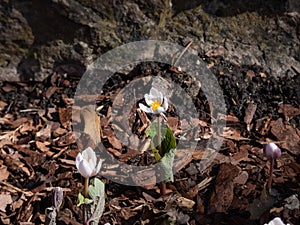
[0,55,299,225]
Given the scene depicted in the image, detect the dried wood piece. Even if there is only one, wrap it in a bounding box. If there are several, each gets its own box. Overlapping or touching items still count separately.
[233,171,249,185]
[270,118,300,155]
[2,153,31,177]
[136,108,150,133]
[187,177,213,198]
[167,117,179,133]
[217,113,239,123]
[80,105,101,146]
[255,116,272,135]
[107,135,122,150]
[244,102,257,131]
[0,193,13,212]
[45,86,57,99]
[58,106,72,129]
[278,104,300,121]
[208,163,240,213]
[176,196,195,209]
[74,94,106,103]
[220,127,250,141]
[0,165,9,182]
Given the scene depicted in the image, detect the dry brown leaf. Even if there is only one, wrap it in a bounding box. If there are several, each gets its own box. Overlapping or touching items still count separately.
[208,163,240,213]
[0,193,13,212]
[167,117,179,133]
[36,123,52,141]
[136,108,150,133]
[80,105,101,145]
[0,166,9,182]
[220,127,250,141]
[45,86,57,99]
[2,83,16,92]
[52,126,68,138]
[0,101,7,110]
[270,118,300,155]
[233,171,249,185]
[61,93,74,105]
[120,206,138,220]
[278,104,300,121]
[58,106,72,128]
[176,196,195,209]
[229,149,249,165]
[35,141,51,152]
[244,102,257,131]
[55,132,76,147]
[107,136,122,150]
[18,119,35,135]
[187,177,213,198]
[3,153,31,177]
[217,113,239,123]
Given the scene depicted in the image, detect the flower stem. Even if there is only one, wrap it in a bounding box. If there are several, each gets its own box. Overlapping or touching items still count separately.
[160,182,167,195]
[157,115,166,195]
[84,177,89,198]
[83,177,89,225]
[267,158,274,193]
[157,116,161,154]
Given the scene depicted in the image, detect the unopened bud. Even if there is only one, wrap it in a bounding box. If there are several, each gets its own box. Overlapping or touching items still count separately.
[263,143,281,159]
[52,187,64,211]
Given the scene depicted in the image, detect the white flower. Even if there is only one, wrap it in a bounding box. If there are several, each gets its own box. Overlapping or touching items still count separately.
[139,87,168,115]
[76,147,102,178]
[264,217,289,225]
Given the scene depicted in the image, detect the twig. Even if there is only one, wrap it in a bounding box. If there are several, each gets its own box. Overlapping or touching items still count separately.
[173,41,193,67]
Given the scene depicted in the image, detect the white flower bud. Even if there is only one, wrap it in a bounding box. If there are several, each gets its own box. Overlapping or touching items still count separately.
[263,143,281,159]
[76,147,102,178]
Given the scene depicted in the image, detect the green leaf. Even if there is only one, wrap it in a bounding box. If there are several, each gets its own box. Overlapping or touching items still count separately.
[146,121,158,138]
[160,126,176,156]
[77,193,91,207]
[160,148,176,182]
[147,122,176,156]
[89,177,105,199]
[86,178,105,225]
[152,147,162,161]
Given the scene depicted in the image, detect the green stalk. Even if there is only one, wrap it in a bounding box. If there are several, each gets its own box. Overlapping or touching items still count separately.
[157,115,166,195]
[157,115,161,154]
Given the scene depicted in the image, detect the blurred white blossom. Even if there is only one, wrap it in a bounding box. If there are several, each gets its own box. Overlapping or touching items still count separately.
[264,217,290,225]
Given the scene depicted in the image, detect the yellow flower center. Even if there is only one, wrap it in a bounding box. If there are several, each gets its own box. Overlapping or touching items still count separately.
[151,101,161,111]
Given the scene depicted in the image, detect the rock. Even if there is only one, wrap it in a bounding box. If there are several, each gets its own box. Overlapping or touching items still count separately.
[0,0,299,81]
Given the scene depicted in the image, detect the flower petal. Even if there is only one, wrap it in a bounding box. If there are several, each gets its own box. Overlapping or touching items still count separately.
[154,106,165,114]
[160,112,168,122]
[162,97,168,111]
[150,87,163,103]
[83,147,97,168]
[139,103,153,113]
[144,94,153,106]
[94,159,103,175]
[77,158,93,178]
[75,153,83,170]
[265,217,285,225]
